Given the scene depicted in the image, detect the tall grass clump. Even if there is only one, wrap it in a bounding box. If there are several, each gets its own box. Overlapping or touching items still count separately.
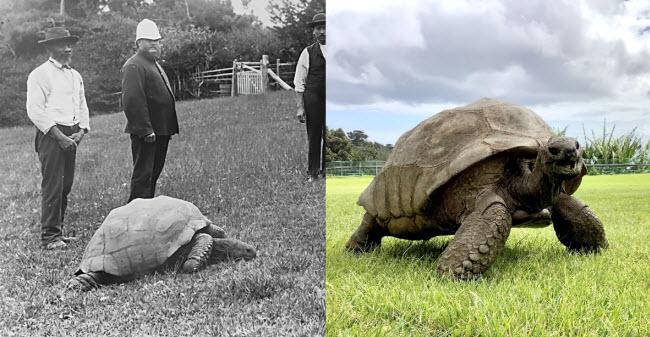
[0,91,325,336]
[582,120,649,163]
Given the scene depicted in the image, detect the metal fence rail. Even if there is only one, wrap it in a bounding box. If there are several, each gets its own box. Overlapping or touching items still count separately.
[326,159,650,176]
[325,161,386,176]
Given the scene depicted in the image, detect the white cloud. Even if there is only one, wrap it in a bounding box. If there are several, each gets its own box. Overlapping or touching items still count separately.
[328,0,650,110]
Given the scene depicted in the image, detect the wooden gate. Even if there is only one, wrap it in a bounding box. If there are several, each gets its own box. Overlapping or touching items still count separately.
[191,55,295,97]
[237,70,263,95]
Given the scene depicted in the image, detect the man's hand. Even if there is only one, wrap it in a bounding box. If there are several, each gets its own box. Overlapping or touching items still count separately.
[144,132,156,143]
[294,91,306,123]
[296,107,306,123]
[69,130,85,144]
[57,135,77,151]
[47,126,77,151]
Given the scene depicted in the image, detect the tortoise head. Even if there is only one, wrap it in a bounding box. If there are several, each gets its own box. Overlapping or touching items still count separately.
[210,238,257,263]
[539,136,584,182]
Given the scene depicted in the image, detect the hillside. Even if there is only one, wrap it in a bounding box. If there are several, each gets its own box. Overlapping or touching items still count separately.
[0,91,325,335]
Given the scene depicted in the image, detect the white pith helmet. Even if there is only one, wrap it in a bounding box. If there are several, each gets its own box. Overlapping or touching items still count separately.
[135,19,162,42]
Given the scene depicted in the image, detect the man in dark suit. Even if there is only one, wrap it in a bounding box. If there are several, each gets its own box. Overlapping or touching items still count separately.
[122,19,178,202]
[294,13,326,182]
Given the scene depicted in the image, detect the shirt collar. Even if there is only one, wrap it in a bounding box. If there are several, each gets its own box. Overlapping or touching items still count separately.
[49,57,72,69]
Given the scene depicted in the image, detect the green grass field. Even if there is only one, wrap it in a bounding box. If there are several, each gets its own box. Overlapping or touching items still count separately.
[0,91,325,336]
[326,174,650,336]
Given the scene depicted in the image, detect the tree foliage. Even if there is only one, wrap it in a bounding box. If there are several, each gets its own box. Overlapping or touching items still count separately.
[0,0,316,127]
[326,127,394,162]
[347,130,368,146]
[326,127,352,162]
[267,0,325,61]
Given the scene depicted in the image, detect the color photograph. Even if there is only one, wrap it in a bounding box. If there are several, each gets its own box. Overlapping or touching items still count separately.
[326,1,650,335]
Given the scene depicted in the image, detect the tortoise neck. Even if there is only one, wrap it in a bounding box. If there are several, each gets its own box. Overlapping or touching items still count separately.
[510,155,563,212]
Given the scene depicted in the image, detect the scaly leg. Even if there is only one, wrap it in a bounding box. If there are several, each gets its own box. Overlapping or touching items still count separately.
[345,213,386,253]
[436,193,512,279]
[67,272,116,291]
[181,233,214,273]
[200,224,226,238]
[551,193,609,252]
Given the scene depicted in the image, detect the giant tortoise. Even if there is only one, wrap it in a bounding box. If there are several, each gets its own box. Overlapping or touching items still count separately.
[346,98,608,279]
[68,196,257,290]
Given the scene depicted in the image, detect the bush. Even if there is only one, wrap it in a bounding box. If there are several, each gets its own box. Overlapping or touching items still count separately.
[0,12,292,127]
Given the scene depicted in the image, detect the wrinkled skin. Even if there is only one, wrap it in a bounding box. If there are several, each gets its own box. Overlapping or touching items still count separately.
[347,136,608,279]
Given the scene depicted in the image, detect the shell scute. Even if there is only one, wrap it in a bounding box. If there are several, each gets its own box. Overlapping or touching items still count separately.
[358,98,556,221]
[76,196,210,276]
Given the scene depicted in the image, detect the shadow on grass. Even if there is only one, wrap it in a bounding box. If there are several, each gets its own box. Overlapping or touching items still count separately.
[347,233,576,271]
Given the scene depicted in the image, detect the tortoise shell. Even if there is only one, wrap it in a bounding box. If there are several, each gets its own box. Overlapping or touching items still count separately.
[76,196,211,276]
[357,98,557,221]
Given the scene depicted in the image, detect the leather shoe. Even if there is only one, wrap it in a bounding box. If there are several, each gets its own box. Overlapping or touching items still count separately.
[43,240,67,250]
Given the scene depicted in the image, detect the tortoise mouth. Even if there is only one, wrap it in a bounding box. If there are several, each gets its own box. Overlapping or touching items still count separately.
[548,157,583,180]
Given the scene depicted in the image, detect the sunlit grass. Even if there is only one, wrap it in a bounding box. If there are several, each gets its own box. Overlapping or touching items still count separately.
[0,91,325,336]
[326,174,650,336]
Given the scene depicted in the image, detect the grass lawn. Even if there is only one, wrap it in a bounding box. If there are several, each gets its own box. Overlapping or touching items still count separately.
[326,174,650,336]
[0,91,325,336]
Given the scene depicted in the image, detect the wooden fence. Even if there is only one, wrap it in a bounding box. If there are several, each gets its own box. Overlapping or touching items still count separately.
[115,55,295,107]
[191,55,296,97]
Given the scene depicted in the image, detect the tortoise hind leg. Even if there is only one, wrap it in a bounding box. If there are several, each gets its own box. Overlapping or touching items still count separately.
[346,213,386,253]
[436,194,512,279]
[181,233,214,273]
[551,193,609,252]
[67,272,115,291]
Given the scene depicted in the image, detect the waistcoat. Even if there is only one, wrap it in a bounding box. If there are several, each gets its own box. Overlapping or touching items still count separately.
[305,43,325,97]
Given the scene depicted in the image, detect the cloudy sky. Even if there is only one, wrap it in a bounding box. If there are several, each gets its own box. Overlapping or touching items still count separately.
[327,0,650,145]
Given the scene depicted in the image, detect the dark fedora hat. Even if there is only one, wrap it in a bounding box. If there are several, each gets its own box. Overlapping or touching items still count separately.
[308,13,325,27]
[38,27,79,45]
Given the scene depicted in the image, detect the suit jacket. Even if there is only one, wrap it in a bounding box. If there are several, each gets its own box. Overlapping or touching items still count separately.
[121,52,179,136]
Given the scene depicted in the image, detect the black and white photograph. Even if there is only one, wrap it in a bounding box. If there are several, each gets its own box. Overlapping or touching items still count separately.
[0,0,325,335]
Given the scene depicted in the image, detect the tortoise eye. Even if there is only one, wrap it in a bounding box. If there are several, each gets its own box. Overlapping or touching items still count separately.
[576,142,580,150]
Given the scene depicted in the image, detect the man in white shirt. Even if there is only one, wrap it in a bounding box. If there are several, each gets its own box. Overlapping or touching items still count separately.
[26,27,90,250]
[294,13,326,182]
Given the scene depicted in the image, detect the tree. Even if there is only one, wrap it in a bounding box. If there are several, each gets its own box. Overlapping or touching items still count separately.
[347,130,368,146]
[324,128,395,162]
[350,143,378,161]
[0,0,280,127]
[326,127,353,162]
[267,0,324,61]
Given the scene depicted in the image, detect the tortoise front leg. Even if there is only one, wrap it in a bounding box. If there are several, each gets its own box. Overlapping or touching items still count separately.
[346,212,386,253]
[181,233,214,273]
[436,194,512,279]
[551,193,609,252]
[200,224,226,238]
